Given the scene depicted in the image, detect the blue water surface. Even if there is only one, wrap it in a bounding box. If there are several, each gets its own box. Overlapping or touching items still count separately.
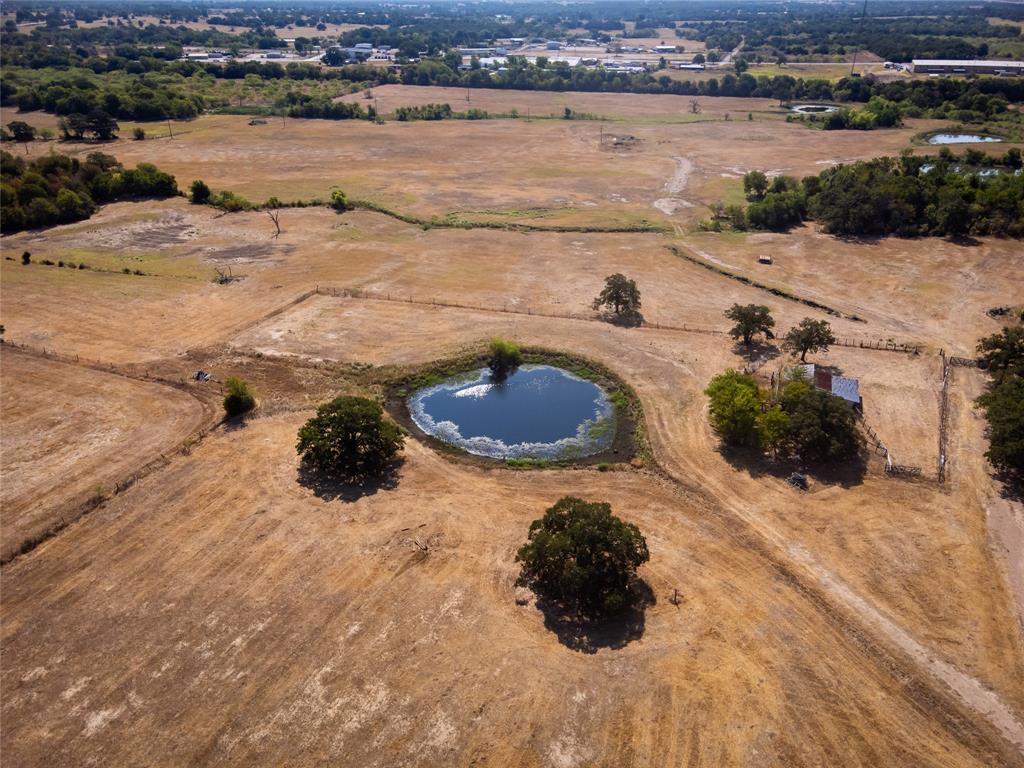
[409,365,615,459]
[927,133,1002,145]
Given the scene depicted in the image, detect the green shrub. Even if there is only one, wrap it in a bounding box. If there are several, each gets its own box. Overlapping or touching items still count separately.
[330,189,349,211]
[705,370,763,446]
[487,337,522,379]
[223,376,256,417]
[190,179,211,204]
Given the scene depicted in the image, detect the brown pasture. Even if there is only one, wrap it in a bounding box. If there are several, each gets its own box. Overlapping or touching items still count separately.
[0,348,208,560]
[1,90,1023,766]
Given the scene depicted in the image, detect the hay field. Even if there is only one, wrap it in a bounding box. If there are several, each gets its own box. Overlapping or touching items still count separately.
[2,88,1023,767]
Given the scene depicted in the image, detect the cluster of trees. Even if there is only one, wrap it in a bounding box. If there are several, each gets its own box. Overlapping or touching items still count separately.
[795,96,904,132]
[1,150,177,233]
[710,306,859,463]
[810,155,1024,238]
[3,71,204,121]
[285,97,366,120]
[736,12,1019,62]
[57,109,119,140]
[1,14,284,67]
[726,171,806,232]
[394,102,454,121]
[706,368,864,463]
[721,155,1024,238]
[975,326,1024,479]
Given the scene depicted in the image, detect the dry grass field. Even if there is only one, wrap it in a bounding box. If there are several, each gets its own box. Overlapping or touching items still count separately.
[2,89,1023,767]
[0,348,211,560]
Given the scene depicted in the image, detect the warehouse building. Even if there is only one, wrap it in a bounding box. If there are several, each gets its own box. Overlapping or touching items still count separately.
[911,59,1024,76]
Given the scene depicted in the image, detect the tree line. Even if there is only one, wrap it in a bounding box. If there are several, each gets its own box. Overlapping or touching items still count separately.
[975,325,1024,481]
[712,152,1024,239]
[0,150,178,233]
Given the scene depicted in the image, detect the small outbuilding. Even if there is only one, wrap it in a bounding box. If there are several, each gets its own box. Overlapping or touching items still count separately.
[787,364,862,411]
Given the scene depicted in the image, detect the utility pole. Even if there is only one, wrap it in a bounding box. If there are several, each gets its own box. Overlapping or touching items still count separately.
[850,0,868,76]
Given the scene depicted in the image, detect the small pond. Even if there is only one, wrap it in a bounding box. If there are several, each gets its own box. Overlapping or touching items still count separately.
[790,104,839,114]
[927,133,1003,145]
[409,365,615,460]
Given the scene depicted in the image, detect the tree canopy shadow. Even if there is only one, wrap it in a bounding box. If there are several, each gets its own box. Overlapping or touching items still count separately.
[222,414,250,432]
[296,458,403,502]
[996,472,1022,503]
[598,310,645,328]
[948,234,983,247]
[718,444,868,489]
[530,580,655,654]
[732,340,780,363]
[834,233,883,246]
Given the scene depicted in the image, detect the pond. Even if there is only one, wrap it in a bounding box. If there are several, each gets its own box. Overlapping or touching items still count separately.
[790,104,839,114]
[408,365,615,460]
[927,133,1003,145]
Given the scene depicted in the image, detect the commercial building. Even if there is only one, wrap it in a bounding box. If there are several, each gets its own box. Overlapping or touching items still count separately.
[911,59,1024,76]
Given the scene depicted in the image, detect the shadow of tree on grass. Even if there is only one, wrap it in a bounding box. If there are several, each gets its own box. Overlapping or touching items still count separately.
[296,458,404,502]
[530,580,656,654]
[597,310,645,328]
[732,340,781,365]
[718,444,868,490]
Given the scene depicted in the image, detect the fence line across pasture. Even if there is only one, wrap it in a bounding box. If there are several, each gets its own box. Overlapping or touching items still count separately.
[0,339,202,389]
[312,286,925,354]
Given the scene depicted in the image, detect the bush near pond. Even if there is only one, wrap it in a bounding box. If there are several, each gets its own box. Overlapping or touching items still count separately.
[487,338,522,379]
